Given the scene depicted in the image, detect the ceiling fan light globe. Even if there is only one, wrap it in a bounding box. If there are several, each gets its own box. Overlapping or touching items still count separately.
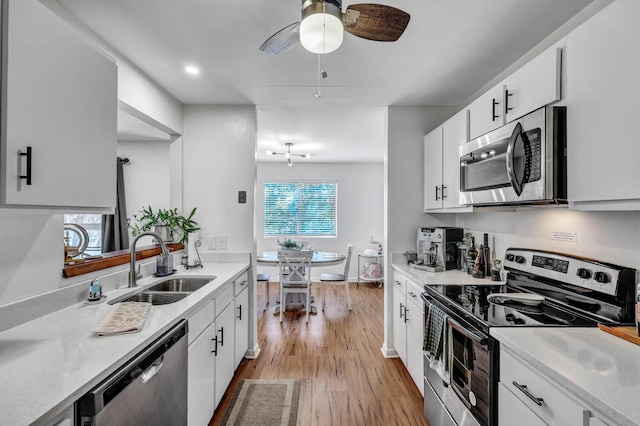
[300,12,343,54]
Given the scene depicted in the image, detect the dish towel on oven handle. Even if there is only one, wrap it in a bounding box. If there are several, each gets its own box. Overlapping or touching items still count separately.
[423,303,451,384]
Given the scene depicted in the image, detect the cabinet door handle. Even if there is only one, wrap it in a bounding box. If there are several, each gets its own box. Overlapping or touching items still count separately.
[441,185,447,199]
[404,306,409,323]
[237,304,242,320]
[492,98,500,121]
[212,336,218,355]
[218,326,224,346]
[18,147,33,186]
[435,185,440,201]
[512,381,544,406]
[399,303,405,319]
[505,89,513,114]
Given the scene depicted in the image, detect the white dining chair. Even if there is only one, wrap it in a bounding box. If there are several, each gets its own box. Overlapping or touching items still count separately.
[277,249,314,323]
[320,244,353,311]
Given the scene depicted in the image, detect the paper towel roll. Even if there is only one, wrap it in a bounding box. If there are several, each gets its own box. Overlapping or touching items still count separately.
[187,232,199,266]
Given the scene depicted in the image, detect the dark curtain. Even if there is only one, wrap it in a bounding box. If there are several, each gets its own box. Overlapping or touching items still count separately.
[102,157,129,252]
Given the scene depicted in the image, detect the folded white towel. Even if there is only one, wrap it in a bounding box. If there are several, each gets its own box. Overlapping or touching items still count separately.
[93,302,151,336]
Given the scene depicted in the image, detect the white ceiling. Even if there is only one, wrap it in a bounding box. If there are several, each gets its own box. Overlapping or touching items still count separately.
[55,0,597,162]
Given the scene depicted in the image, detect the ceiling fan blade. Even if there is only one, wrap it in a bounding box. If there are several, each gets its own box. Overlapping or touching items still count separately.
[343,4,410,42]
[259,22,301,54]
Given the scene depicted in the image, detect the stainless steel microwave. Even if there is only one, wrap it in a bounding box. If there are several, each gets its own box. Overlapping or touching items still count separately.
[459,106,566,206]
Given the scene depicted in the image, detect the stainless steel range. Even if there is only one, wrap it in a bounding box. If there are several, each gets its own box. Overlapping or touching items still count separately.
[421,248,636,426]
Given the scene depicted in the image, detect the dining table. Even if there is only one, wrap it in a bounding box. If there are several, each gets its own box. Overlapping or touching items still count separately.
[256,250,346,314]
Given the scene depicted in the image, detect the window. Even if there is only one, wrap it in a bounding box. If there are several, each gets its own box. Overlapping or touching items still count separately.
[64,214,103,256]
[264,181,337,237]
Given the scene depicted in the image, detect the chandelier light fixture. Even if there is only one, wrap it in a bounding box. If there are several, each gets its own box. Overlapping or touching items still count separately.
[299,0,344,54]
[266,142,312,167]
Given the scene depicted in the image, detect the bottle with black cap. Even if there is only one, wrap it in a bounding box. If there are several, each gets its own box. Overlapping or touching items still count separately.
[483,233,491,277]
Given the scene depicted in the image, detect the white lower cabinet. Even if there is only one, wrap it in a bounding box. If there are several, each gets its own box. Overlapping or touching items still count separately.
[404,284,424,392]
[188,321,217,426]
[214,300,236,407]
[234,281,249,368]
[499,347,611,426]
[392,270,424,395]
[392,275,407,364]
[187,270,250,425]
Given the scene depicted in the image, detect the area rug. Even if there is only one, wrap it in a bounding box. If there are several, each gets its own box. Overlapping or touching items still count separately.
[220,379,301,426]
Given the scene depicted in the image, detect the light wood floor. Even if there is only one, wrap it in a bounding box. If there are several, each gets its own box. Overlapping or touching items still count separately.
[209,281,429,426]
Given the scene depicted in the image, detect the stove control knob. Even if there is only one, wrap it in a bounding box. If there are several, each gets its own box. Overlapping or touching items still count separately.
[594,271,611,284]
[505,254,515,262]
[576,268,592,279]
[515,255,526,264]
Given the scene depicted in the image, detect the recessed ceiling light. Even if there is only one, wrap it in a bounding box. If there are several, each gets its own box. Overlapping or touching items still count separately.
[185,66,200,75]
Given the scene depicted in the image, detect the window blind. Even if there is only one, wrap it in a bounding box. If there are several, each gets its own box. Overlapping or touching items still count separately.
[264,182,337,236]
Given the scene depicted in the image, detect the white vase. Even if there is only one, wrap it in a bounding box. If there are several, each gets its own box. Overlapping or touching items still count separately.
[153,225,173,243]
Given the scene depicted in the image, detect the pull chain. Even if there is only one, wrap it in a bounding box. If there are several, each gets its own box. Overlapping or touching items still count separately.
[315,54,323,98]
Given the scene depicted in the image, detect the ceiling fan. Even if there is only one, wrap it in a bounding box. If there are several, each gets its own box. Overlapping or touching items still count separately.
[259,0,411,55]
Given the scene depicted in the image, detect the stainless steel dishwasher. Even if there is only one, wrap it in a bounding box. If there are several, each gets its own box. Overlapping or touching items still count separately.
[76,319,188,426]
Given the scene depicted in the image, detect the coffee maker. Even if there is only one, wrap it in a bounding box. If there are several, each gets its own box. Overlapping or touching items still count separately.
[413,227,464,272]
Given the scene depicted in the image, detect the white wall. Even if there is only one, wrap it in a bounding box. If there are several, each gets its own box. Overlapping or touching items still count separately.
[256,162,384,281]
[456,208,640,273]
[181,105,256,253]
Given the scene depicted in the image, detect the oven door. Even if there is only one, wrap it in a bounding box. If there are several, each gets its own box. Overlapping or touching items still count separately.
[448,316,491,426]
[459,107,550,206]
[422,292,496,426]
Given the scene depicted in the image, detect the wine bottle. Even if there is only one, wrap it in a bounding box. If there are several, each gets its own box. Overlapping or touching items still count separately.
[483,233,491,277]
[466,237,477,275]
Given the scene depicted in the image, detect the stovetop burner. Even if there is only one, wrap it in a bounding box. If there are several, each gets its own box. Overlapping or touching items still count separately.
[422,248,636,333]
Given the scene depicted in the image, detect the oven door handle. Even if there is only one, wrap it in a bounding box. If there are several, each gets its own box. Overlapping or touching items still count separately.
[447,317,488,345]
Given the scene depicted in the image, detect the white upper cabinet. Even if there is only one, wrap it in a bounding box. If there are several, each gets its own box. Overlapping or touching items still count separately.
[468,45,562,141]
[566,0,640,210]
[1,0,117,211]
[468,85,505,141]
[502,46,562,122]
[424,127,444,211]
[424,110,472,213]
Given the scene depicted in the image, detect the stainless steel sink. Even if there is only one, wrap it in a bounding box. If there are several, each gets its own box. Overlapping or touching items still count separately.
[118,292,189,305]
[147,277,216,292]
[109,276,216,305]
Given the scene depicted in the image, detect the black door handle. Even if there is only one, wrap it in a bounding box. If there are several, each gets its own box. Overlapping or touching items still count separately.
[18,147,32,186]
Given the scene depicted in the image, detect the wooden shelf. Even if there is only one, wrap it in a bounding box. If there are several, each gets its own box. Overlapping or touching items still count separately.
[63,243,184,278]
[597,324,640,346]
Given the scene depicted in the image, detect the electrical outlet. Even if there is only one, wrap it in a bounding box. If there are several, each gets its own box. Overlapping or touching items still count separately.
[216,235,227,249]
[207,236,217,250]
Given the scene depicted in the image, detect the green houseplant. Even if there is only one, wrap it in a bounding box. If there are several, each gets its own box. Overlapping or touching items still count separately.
[131,206,200,244]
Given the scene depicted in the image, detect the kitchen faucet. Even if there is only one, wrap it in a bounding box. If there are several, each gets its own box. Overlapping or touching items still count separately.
[129,231,171,288]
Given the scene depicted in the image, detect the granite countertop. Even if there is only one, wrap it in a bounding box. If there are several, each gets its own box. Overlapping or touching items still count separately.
[392,262,506,286]
[0,261,249,425]
[491,327,640,426]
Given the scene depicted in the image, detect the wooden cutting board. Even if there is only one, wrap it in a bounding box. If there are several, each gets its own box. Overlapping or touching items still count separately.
[598,324,640,346]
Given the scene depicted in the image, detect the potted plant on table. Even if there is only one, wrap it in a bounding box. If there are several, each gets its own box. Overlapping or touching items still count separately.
[131,206,200,244]
[277,238,308,251]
